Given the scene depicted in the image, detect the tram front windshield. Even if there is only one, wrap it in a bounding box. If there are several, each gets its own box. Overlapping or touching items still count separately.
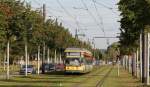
[65,58,81,66]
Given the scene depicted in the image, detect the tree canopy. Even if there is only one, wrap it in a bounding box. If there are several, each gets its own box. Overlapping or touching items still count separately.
[0,0,92,63]
[118,0,150,55]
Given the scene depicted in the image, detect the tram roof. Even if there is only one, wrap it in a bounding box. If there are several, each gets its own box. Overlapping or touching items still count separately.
[64,48,92,55]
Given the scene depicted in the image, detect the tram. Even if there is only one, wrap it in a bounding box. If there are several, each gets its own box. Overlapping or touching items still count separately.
[64,48,93,73]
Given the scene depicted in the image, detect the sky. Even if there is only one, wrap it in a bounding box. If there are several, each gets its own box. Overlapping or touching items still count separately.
[24,0,121,49]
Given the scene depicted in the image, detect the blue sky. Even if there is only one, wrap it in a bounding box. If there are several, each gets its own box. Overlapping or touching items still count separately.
[24,0,120,49]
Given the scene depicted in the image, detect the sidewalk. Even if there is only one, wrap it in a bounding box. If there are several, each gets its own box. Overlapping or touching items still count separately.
[102,65,143,87]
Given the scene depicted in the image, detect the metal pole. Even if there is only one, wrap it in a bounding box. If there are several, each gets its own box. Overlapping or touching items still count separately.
[43,4,46,21]
[42,4,46,74]
[75,29,78,39]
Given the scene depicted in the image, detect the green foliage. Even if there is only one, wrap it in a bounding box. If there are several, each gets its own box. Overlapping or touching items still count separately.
[107,42,120,61]
[118,0,150,55]
[0,0,92,62]
[92,49,102,60]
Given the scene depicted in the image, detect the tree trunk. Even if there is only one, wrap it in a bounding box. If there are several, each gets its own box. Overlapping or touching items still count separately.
[117,58,120,77]
[37,45,40,75]
[50,57,54,63]
[4,52,6,71]
[6,40,10,79]
[27,54,29,65]
[25,41,28,76]
[42,42,45,74]
[125,55,127,70]
[125,55,128,70]
[136,50,139,78]
[146,33,149,85]
[55,49,57,64]
[123,56,125,69]
[128,55,131,73]
[133,52,136,77]
[47,48,50,64]
[140,33,143,81]
[142,33,147,83]
[131,55,134,76]
[59,53,62,64]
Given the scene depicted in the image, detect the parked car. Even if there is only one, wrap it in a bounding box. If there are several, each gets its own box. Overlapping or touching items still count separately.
[20,65,36,74]
[55,63,65,71]
[44,63,55,72]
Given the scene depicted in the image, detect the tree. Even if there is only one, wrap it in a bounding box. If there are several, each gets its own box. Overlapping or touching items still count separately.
[0,0,93,78]
[118,0,150,54]
[107,42,120,62]
[0,0,25,79]
[118,0,150,83]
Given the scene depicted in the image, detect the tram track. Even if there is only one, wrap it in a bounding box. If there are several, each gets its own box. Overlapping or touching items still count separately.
[95,66,113,87]
[72,65,111,87]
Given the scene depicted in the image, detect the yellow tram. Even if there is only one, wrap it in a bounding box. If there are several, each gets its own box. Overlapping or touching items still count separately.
[64,48,93,73]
